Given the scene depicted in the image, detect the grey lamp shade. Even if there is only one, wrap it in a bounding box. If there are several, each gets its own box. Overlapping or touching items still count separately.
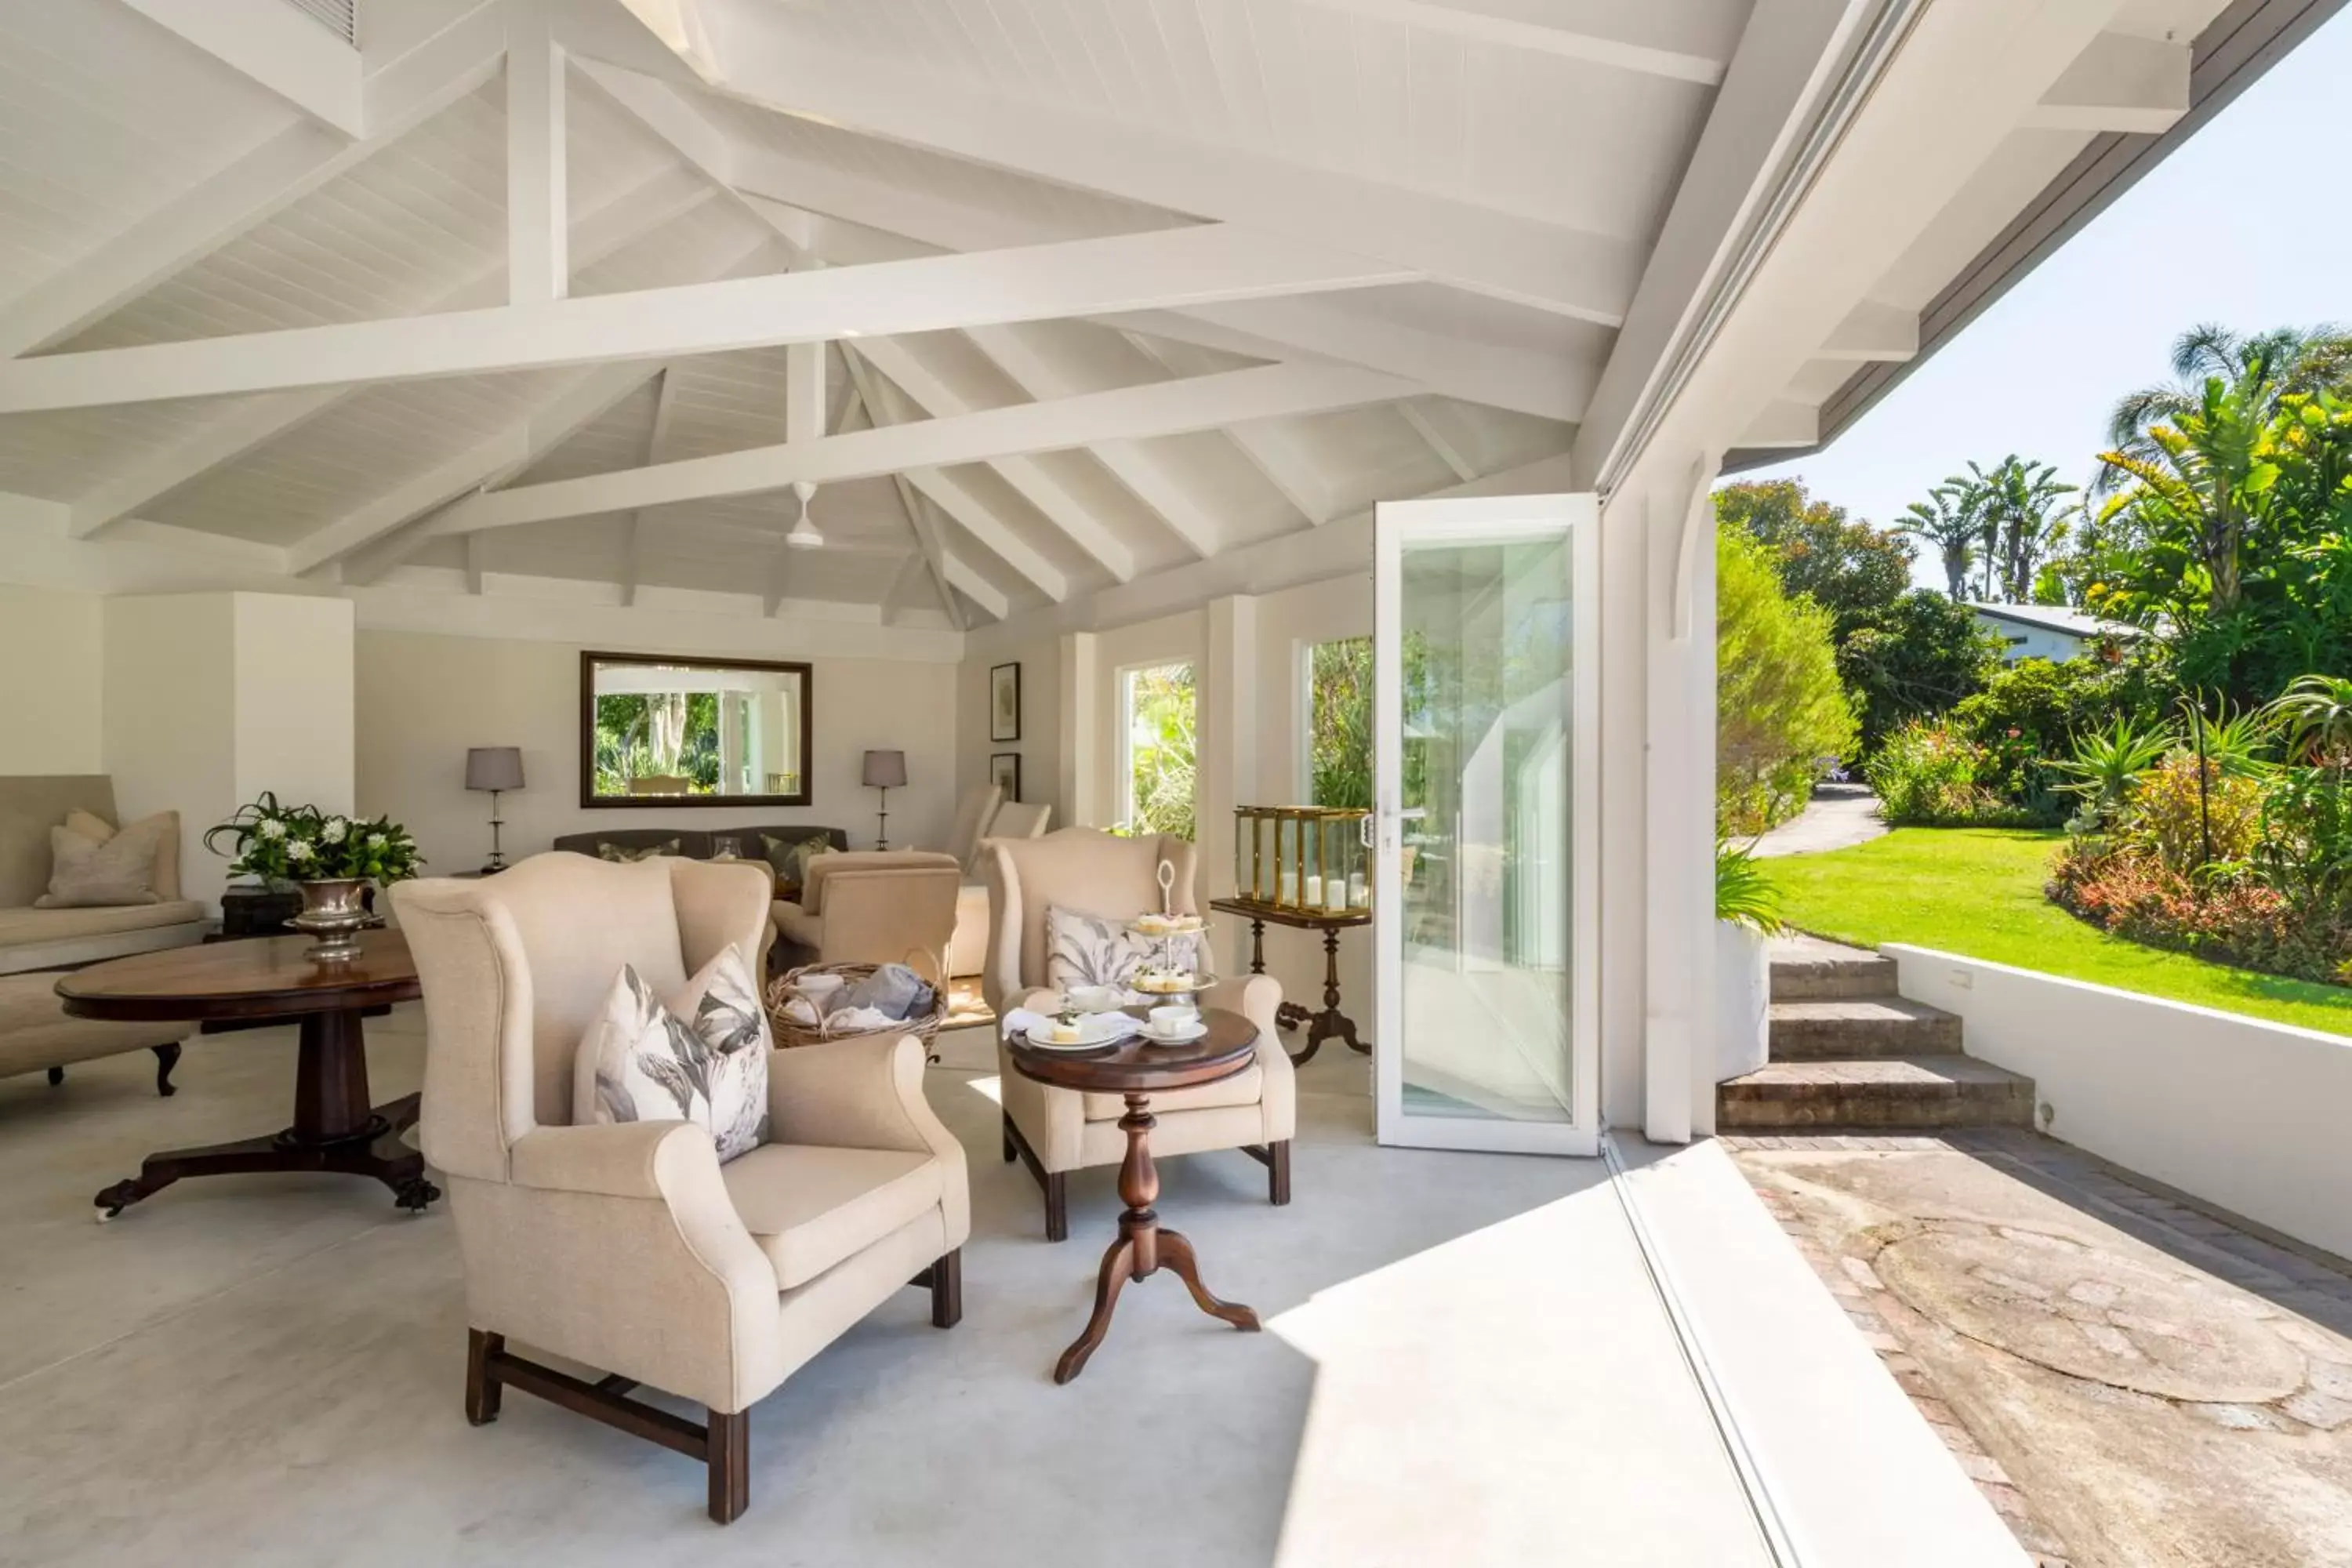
[861,749,907,789]
[465,746,525,792]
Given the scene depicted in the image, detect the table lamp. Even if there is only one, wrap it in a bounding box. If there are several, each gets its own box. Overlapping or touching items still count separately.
[465,746,524,873]
[862,749,906,849]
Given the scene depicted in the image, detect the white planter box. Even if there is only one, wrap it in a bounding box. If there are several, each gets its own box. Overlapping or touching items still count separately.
[1715,920,1770,1083]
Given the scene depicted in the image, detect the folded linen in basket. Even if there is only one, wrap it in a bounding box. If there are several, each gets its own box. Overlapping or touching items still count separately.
[999,1007,1144,1045]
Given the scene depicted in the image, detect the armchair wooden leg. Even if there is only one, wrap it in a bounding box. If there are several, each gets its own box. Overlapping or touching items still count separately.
[45,1066,63,1087]
[930,1247,963,1328]
[1269,1138,1291,1206]
[706,1410,750,1526]
[153,1041,181,1097]
[1045,1171,1068,1243]
[465,1329,504,1426]
[1002,1110,1016,1163]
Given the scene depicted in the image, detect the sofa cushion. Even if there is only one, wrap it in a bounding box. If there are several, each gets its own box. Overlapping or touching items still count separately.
[1083,1062,1264,1122]
[771,901,824,950]
[36,818,169,908]
[0,971,193,1078]
[572,946,771,1161]
[720,1142,943,1289]
[0,902,206,947]
[60,808,183,902]
[596,838,678,863]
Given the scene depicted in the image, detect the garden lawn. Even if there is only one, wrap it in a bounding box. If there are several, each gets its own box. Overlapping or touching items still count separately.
[1770,826,2352,1037]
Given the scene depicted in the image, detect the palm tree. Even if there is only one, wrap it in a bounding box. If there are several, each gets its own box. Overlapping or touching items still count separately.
[1896,483,1977,600]
[2101,321,2352,493]
[1947,456,2074,601]
[2096,372,2272,618]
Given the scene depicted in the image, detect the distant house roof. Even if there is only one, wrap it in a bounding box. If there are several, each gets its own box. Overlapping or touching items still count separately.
[1968,603,2143,641]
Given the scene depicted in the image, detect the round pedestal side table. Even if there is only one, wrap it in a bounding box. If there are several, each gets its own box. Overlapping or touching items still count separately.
[1006,1008,1265,1384]
[57,930,437,1218]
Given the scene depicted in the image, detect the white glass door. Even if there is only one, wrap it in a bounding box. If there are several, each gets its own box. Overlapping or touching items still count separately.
[1373,494,1599,1155]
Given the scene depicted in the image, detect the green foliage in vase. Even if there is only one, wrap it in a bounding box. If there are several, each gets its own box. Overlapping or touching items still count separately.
[204,793,423,884]
[1715,525,1857,835]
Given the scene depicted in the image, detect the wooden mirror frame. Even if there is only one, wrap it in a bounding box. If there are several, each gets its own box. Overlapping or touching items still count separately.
[579,651,815,809]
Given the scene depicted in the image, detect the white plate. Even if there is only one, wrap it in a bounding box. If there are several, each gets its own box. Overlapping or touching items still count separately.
[1139,1020,1208,1045]
[1022,1024,1124,1051]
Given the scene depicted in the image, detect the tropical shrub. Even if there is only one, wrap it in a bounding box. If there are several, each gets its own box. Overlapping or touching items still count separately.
[1835,590,2004,757]
[1715,840,1785,933]
[1716,527,1857,835]
[1948,657,2143,822]
[2047,838,2339,978]
[1715,479,1914,640]
[1864,720,2031,827]
[2111,754,2267,873]
[2048,713,2172,831]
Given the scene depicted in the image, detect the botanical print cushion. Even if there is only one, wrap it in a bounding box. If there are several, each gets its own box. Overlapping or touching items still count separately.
[1044,906,1202,1005]
[764,834,834,898]
[35,818,167,908]
[572,943,772,1162]
[597,838,680,863]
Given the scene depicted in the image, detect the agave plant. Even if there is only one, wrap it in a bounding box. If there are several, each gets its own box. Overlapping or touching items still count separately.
[2051,715,2173,824]
[1715,840,1785,934]
[2176,694,2277,781]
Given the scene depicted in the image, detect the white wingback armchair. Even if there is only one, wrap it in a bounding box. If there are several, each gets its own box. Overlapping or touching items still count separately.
[982,828,1294,1240]
[392,852,970,1524]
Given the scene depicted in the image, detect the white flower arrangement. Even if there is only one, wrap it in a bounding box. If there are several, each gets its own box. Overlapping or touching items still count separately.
[321,818,347,844]
[205,793,423,886]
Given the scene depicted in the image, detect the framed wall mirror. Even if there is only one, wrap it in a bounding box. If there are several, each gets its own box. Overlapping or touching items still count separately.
[581,652,813,808]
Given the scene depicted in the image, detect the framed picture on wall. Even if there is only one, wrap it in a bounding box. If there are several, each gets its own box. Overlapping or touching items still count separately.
[989,752,1022,802]
[989,662,1022,742]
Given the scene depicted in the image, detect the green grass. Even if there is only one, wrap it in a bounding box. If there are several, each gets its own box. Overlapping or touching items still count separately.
[1768,826,2352,1036]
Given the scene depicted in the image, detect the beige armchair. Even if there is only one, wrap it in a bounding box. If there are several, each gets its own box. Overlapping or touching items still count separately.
[771,850,960,974]
[982,828,1294,1240]
[392,852,970,1524]
[947,797,1052,977]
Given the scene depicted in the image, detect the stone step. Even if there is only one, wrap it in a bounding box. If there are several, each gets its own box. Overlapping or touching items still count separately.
[1769,933,1898,1000]
[1716,1056,2035,1131]
[1769,998,1962,1061]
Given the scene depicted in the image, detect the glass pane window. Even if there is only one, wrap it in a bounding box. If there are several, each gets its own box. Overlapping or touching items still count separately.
[1120,662,1196,840]
[1306,636,1373,808]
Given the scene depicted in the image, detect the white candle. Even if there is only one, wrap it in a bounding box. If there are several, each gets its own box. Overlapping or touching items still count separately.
[1305,872,1322,908]
[1324,880,1347,914]
[1279,869,1297,905]
[1348,872,1367,909]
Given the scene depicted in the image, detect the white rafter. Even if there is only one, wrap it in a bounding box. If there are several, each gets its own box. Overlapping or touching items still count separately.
[837,351,973,629]
[115,0,364,135]
[1819,300,1920,363]
[1399,401,1480,483]
[292,359,669,576]
[506,0,568,306]
[420,361,1414,537]
[65,175,717,539]
[622,368,681,608]
[1122,332,1330,527]
[851,336,1138,583]
[2025,32,2189,133]
[0,226,1414,414]
[1286,0,1730,84]
[960,324,1222,559]
[702,19,1642,323]
[0,1,506,359]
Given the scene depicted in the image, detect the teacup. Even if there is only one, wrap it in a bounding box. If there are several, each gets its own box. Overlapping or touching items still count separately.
[1067,985,1123,1014]
[1147,1004,1198,1038]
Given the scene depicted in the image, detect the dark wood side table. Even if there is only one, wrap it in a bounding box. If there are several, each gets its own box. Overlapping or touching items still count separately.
[57,931,437,1218]
[1208,898,1372,1067]
[1006,1008,1264,1384]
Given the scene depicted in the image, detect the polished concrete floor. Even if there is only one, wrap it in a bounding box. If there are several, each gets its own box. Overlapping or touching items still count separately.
[0,1011,1778,1567]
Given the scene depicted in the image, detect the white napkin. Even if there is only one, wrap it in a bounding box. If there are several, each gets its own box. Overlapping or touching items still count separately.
[1001,1007,1144,1045]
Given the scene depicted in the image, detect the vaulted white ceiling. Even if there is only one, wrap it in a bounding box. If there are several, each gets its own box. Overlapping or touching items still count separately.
[0,0,2235,633]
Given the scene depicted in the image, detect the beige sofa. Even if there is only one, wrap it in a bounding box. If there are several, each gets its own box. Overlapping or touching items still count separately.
[0,776,205,976]
[770,850,961,974]
[392,852,970,1523]
[982,828,1294,1240]
[0,972,187,1093]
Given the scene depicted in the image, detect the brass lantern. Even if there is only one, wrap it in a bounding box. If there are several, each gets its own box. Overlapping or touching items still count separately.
[1233,807,1268,904]
[1317,808,1370,915]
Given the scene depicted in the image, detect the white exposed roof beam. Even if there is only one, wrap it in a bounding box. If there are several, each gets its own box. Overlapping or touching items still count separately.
[622,367,681,607]
[1399,401,1480,483]
[465,533,490,596]
[938,546,1012,622]
[506,0,568,305]
[837,356,970,629]
[1286,0,1729,85]
[1570,0,1860,483]
[116,0,363,136]
[0,225,1411,414]
[1818,300,1918,362]
[1738,400,1819,448]
[751,165,1581,423]
[293,360,667,576]
[424,361,1414,535]
[1121,332,1330,526]
[0,2,505,359]
[2024,33,2190,133]
[899,465,1069,604]
[851,336,1138,582]
[961,325,1222,559]
[65,173,713,538]
[699,19,1639,323]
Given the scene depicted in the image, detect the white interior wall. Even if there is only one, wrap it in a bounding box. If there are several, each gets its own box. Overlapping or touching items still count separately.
[956,633,1062,827]
[357,630,959,877]
[233,594,356,820]
[0,583,103,775]
[100,594,241,910]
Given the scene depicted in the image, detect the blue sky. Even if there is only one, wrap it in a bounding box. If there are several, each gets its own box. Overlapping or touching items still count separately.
[1744,9,2352,586]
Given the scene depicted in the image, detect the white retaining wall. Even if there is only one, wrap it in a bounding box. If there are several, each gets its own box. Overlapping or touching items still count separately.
[1883,945,2352,1259]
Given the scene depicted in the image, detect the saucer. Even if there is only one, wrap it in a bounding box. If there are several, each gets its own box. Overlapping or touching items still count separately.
[1141,1019,1208,1045]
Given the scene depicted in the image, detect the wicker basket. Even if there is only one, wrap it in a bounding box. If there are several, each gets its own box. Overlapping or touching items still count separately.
[764,950,946,1050]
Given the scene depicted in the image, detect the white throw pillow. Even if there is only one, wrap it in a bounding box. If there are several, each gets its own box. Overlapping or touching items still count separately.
[1044,906,1200,1006]
[572,943,772,1163]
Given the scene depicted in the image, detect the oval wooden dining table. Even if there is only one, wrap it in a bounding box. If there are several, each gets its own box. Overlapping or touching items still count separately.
[56,931,438,1218]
